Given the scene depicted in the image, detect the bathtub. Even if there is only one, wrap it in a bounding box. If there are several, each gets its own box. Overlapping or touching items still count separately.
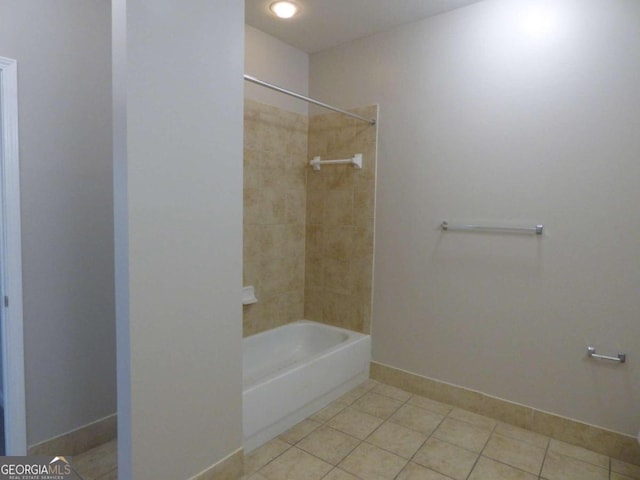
[243,320,371,452]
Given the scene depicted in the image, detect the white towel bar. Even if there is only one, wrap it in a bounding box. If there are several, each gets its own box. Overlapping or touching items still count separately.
[310,154,362,171]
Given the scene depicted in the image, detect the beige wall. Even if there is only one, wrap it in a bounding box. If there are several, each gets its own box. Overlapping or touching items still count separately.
[245,25,309,115]
[114,1,243,478]
[0,0,115,446]
[304,107,378,333]
[310,0,640,436]
[243,99,308,336]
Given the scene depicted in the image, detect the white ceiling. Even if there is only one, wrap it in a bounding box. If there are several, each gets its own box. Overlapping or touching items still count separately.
[245,0,485,53]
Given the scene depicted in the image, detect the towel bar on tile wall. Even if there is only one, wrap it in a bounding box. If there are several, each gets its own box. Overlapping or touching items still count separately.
[587,346,626,363]
[310,154,362,171]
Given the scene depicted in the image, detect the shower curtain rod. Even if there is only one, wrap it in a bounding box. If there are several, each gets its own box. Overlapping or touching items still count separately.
[244,75,376,125]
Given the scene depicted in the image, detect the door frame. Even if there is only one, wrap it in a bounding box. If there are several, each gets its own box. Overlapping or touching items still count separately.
[0,56,27,455]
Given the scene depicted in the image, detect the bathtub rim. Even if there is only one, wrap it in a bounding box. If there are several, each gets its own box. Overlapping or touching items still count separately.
[243,320,369,391]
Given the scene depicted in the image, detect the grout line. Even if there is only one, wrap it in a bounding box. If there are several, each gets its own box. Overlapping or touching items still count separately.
[360,388,414,480]
[544,443,612,472]
[281,418,323,446]
[478,456,542,479]
[403,399,449,476]
[539,434,552,479]
[480,433,550,479]
[312,400,349,424]
[296,427,362,468]
[319,467,357,480]
[387,392,432,480]
[471,448,544,478]
[463,417,499,480]
[247,441,293,476]
[492,423,551,451]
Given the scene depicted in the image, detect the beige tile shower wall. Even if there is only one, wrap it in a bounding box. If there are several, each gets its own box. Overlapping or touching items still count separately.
[243,99,308,337]
[304,106,378,334]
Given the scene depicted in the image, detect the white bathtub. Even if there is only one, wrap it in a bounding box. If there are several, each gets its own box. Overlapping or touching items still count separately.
[243,320,371,452]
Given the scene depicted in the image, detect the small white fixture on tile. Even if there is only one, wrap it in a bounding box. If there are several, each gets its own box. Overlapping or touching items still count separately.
[310,153,362,171]
[242,286,258,305]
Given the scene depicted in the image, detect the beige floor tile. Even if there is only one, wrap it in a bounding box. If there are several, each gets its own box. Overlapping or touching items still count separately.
[322,468,361,480]
[244,438,291,475]
[244,381,625,480]
[352,392,404,419]
[396,462,454,480]
[494,422,549,449]
[612,458,640,479]
[82,438,117,457]
[260,447,332,480]
[241,473,269,480]
[371,383,412,402]
[338,385,372,405]
[96,469,118,480]
[548,439,609,469]
[482,433,546,475]
[278,418,322,444]
[541,450,608,480]
[339,442,408,480]
[328,407,384,439]
[389,404,444,435]
[413,437,478,480]
[448,409,496,430]
[74,440,118,480]
[407,396,453,417]
[432,417,492,453]
[310,401,348,423]
[612,473,636,480]
[297,426,360,465]
[216,450,243,480]
[360,379,380,391]
[468,457,537,480]
[366,421,427,459]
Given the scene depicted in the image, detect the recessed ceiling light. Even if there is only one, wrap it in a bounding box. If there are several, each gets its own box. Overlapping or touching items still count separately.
[269,1,300,19]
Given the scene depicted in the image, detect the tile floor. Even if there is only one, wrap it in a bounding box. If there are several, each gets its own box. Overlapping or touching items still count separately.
[74,439,117,480]
[243,379,640,480]
[71,379,640,480]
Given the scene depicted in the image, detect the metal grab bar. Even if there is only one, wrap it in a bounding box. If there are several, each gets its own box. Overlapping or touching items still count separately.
[587,346,626,363]
[441,222,543,235]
